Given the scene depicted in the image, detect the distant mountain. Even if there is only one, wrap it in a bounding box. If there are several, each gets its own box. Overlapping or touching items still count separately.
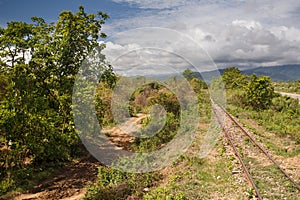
[124,64,300,82]
[241,64,300,81]
[195,64,300,82]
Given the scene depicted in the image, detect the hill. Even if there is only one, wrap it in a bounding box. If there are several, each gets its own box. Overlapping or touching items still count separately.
[123,64,300,82]
[195,64,300,82]
[242,64,300,81]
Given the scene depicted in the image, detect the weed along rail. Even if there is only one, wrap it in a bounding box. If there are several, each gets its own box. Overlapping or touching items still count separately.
[211,100,300,200]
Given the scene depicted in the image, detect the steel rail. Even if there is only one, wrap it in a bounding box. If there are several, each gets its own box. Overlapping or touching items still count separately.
[212,107,263,200]
[215,103,300,192]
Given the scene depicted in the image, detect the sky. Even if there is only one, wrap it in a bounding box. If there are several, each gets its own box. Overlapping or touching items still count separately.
[1,0,300,74]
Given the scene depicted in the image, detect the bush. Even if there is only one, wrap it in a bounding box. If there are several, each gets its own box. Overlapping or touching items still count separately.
[245,74,275,110]
[84,166,161,200]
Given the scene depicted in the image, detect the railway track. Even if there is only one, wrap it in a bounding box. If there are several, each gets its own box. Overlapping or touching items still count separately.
[212,101,300,200]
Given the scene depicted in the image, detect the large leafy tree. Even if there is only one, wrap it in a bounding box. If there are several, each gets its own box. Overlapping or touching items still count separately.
[0,6,112,169]
[246,74,275,110]
[222,67,248,89]
[182,69,197,81]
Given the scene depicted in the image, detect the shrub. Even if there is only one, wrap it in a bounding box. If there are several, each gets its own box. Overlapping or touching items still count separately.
[245,74,275,110]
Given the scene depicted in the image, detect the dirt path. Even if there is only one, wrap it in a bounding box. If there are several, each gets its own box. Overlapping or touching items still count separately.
[9,153,100,200]
[102,113,149,150]
[8,114,149,200]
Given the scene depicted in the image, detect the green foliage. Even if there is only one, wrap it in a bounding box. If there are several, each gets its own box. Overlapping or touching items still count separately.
[255,109,300,143]
[245,74,275,110]
[0,6,113,193]
[129,82,179,115]
[144,186,188,200]
[271,95,299,113]
[223,67,300,143]
[182,69,196,81]
[209,77,226,106]
[227,82,300,144]
[0,71,10,101]
[95,80,115,126]
[133,112,180,152]
[189,77,208,92]
[0,165,56,196]
[53,6,109,79]
[84,166,161,200]
[274,79,300,94]
[227,88,247,107]
[222,67,248,89]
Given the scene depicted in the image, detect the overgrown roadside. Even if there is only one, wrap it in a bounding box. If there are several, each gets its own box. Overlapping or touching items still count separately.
[1,152,100,200]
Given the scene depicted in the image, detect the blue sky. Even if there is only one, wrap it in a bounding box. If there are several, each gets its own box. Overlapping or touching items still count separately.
[1,0,300,73]
[0,0,138,26]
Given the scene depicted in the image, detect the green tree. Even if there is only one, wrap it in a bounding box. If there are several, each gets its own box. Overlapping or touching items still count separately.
[246,74,275,110]
[189,77,208,92]
[0,72,10,101]
[182,69,197,81]
[0,6,112,170]
[222,67,248,89]
[0,21,33,68]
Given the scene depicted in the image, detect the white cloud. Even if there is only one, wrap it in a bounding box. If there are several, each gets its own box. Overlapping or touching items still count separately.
[102,0,300,74]
[270,26,300,42]
[110,0,186,9]
[232,20,262,30]
[102,28,217,76]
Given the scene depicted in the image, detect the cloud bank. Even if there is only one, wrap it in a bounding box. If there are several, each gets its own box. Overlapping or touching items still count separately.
[102,0,300,74]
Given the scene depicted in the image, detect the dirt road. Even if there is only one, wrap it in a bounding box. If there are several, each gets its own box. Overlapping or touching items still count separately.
[278,91,300,100]
[8,114,149,200]
[6,153,99,200]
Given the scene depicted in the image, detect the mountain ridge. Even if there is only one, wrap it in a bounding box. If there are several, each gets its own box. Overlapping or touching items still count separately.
[198,64,300,82]
[241,64,300,81]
